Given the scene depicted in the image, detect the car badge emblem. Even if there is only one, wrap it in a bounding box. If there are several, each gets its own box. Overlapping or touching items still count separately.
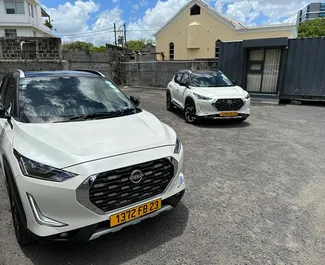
[227,100,232,105]
[130,170,143,184]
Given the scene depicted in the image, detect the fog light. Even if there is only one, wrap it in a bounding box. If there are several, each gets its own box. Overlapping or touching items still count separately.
[178,173,184,187]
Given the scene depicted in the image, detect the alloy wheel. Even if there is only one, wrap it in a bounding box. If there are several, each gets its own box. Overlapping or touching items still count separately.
[184,104,196,123]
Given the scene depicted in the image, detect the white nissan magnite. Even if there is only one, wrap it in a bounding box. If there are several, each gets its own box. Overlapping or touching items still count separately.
[0,70,185,244]
[166,70,251,123]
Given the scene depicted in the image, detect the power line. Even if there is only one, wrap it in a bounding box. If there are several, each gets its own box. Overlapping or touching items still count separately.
[56,27,114,37]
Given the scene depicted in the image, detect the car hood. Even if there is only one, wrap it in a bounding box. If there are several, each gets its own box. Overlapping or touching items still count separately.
[13,110,176,169]
[192,86,247,98]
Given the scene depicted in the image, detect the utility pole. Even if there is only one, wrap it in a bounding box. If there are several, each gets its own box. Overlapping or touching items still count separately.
[114,23,117,46]
[124,23,127,46]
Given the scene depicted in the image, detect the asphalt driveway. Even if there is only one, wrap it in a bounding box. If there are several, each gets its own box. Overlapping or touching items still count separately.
[1,88,325,265]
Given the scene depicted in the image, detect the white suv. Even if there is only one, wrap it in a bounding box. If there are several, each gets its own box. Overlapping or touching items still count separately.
[166,70,250,124]
[0,70,185,244]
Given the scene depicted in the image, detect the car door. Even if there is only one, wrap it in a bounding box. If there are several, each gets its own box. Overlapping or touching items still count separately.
[169,73,183,107]
[176,73,190,108]
[0,75,16,160]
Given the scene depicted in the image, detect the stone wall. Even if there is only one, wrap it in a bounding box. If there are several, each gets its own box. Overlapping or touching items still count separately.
[0,37,61,59]
[0,37,66,80]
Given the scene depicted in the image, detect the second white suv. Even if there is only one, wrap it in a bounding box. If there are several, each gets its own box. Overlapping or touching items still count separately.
[0,69,185,244]
[166,70,250,124]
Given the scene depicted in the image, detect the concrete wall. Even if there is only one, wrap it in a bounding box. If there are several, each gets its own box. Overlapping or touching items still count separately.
[62,51,116,81]
[122,60,218,87]
[155,1,296,60]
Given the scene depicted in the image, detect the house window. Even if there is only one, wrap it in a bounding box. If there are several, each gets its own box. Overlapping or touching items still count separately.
[169,42,174,60]
[215,40,221,58]
[5,1,25,14]
[5,29,17,37]
[28,3,34,17]
[190,4,200,16]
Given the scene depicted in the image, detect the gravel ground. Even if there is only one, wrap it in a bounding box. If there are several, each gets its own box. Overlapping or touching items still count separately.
[1,88,325,265]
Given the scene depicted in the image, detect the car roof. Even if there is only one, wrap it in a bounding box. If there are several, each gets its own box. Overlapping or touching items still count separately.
[23,70,102,78]
[177,69,220,74]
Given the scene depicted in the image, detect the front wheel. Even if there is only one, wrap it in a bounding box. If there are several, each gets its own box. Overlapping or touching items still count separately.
[184,101,197,124]
[166,91,175,112]
[7,176,34,245]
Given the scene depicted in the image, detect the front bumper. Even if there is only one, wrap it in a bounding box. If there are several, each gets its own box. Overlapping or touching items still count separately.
[195,97,251,118]
[13,145,185,242]
[29,190,185,242]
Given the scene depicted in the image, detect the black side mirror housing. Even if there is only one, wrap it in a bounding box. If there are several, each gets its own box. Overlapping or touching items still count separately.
[0,105,10,121]
[232,80,237,85]
[180,82,190,88]
[130,95,140,106]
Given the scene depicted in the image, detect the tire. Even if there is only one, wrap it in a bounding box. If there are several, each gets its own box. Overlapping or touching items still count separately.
[6,169,34,245]
[279,99,291,105]
[166,91,175,112]
[184,100,197,124]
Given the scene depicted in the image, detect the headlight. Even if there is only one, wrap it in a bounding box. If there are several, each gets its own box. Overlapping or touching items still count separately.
[193,93,212,100]
[174,137,181,154]
[245,94,250,99]
[14,150,77,182]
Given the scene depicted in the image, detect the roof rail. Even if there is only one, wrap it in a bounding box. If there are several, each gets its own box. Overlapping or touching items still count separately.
[75,70,106,77]
[12,69,25,78]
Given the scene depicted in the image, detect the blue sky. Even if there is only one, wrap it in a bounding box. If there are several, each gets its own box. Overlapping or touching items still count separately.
[41,0,310,45]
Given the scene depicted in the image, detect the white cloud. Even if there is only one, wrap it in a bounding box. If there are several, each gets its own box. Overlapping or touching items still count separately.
[140,0,148,7]
[112,0,119,3]
[132,4,139,11]
[45,0,99,37]
[127,0,188,40]
[220,0,314,26]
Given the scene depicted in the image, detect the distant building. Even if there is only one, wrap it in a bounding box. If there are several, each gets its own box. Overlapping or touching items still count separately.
[296,2,325,25]
[154,0,297,60]
[0,0,53,37]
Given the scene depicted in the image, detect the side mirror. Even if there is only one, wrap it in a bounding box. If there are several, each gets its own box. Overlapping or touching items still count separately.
[180,82,190,88]
[232,80,237,85]
[0,105,10,121]
[130,95,140,106]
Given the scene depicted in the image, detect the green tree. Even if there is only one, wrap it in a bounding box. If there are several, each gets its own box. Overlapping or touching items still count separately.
[298,18,325,37]
[90,45,107,52]
[62,41,94,51]
[125,38,155,51]
[125,40,146,51]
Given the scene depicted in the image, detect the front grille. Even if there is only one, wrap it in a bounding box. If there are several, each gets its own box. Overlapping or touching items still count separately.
[89,158,174,212]
[215,98,244,111]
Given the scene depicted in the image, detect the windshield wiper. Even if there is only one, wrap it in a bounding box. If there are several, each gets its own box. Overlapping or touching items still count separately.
[118,107,137,116]
[53,112,121,122]
[54,109,137,123]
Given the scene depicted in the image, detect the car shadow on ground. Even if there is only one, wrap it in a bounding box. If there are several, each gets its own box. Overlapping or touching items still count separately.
[21,203,189,265]
[170,110,250,128]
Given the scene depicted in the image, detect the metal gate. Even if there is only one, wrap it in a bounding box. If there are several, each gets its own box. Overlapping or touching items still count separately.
[246,48,282,93]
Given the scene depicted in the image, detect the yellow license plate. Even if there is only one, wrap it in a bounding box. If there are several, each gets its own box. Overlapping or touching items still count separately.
[220,112,238,117]
[110,199,161,227]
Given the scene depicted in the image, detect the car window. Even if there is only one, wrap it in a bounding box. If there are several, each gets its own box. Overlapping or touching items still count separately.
[4,77,15,113]
[181,74,189,84]
[0,77,8,103]
[18,76,136,123]
[191,71,234,87]
[174,74,183,84]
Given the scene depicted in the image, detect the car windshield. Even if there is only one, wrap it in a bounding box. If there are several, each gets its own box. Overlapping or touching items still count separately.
[190,71,235,87]
[18,76,136,123]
